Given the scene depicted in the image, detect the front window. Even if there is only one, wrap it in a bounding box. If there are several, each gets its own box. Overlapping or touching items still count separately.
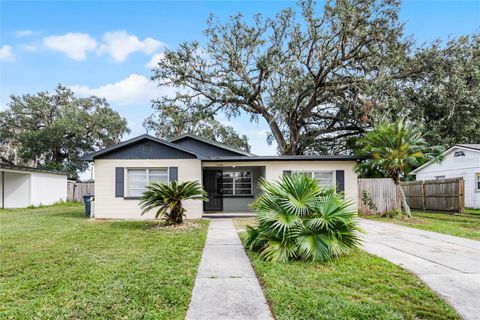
[435,175,446,180]
[295,170,335,187]
[219,171,252,196]
[126,168,168,197]
[476,173,480,190]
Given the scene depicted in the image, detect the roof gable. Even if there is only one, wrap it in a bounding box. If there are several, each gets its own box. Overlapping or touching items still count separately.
[410,145,480,174]
[81,135,200,160]
[169,134,253,157]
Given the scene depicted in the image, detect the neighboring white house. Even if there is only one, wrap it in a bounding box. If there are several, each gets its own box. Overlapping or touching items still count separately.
[0,163,68,209]
[410,144,480,209]
[81,134,366,220]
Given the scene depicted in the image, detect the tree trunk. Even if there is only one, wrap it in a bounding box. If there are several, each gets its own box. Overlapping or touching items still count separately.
[397,184,412,218]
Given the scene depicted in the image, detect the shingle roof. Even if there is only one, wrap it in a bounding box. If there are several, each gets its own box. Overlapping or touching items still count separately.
[203,155,368,162]
[81,134,368,162]
[80,134,204,161]
[169,133,255,156]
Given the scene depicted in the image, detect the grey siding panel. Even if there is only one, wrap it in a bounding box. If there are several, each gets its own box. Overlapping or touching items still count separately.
[173,138,245,157]
[115,167,124,197]
[99,141,196,159]
[169,167,178,182]
[336,170,345,194]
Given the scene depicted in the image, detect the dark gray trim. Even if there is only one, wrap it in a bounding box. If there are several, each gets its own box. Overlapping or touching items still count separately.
[169,167,178,182]
[115,167,124,198]
[0,163,66,175]
[80,134,202,161]
[124,196,141,200]
[455,144,480,152]
[204,155,367,162]
[336,170,345,194]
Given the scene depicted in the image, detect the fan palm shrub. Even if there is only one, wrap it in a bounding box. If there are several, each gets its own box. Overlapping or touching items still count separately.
[139,181,208,225]
[245,174,361,263]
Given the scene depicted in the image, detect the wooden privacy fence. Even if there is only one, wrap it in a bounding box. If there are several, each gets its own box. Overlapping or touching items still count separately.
[400,178,464,213]
[358,178,399,215]
[67,181,94,203]
[358,178,465,214]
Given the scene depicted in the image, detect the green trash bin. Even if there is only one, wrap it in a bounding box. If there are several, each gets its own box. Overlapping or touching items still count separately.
[83,195,94,218]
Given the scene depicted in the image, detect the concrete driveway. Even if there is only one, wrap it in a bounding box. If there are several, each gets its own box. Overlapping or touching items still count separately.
[359,218,480,320]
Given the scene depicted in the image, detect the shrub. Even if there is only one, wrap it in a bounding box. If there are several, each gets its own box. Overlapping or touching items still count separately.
[139,181,208,225]
[245,174,362,262]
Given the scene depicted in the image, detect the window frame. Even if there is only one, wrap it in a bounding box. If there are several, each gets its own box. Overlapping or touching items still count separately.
[435,175,446,180]
[218,170,253,197]
[475,172,480,191]
[293,170,336,188]
[125,167,169,197]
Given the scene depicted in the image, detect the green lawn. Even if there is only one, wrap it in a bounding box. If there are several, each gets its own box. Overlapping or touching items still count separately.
[235,219,460,320]
[361,211,480,240]
[0,203,208,320]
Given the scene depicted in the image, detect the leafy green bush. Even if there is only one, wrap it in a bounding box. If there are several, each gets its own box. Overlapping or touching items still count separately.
[245,174,361,262]
[139,181,208,225]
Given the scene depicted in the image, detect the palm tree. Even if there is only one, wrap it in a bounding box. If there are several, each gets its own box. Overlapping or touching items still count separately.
[245,174,361,263]
[139,181,208,225]
[357,119,443,217]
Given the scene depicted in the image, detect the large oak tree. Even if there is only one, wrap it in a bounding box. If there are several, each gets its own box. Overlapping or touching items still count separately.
[149,0,411,154]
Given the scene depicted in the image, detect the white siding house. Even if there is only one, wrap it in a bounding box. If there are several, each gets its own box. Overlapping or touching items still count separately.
[0,164,68,209]
[410,145,480,209]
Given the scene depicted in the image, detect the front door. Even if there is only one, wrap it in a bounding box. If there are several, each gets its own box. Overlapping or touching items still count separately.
[203,170,223,211]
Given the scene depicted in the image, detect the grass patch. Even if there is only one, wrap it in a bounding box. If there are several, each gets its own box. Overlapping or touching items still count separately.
[235,219,460,319]
[0,202,208,319]
[246,247,459,319]
[361,211,480,240]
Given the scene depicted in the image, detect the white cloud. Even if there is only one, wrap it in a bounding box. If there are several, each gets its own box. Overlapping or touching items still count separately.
[69,74,160,106]
[0,45,15,62]
[99,30,164,62]
[21,44,38,52]
[43,33,97,61]
[146,53,165,69]
[14,30,34,37]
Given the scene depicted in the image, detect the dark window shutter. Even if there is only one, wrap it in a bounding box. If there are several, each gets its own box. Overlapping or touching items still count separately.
[169,167,178,182]
[115,167,124,197]
[283,170,292,176]
[336,170,345,194]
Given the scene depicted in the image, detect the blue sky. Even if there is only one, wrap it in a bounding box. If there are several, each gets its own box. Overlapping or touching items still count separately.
[1,0,479,156]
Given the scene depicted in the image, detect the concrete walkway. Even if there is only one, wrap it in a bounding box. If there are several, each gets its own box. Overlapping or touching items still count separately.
[186,219,273,320]
[359,218,480,320]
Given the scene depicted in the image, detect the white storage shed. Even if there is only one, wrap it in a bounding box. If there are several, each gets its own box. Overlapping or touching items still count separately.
[0,163,67,209]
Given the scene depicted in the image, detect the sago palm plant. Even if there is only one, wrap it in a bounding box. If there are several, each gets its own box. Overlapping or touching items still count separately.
[245,174,361,263]
[139,180,208,225]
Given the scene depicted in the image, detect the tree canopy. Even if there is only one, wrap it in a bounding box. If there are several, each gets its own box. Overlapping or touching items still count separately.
[0,85,129,179]
[148,0,479,157]
[143,105,251,152]
[149,0,412,155]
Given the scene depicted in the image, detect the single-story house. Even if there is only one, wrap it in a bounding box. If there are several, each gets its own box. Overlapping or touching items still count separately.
[0,163,67,209]
[411,144,480,209]
[81,134,366,219]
